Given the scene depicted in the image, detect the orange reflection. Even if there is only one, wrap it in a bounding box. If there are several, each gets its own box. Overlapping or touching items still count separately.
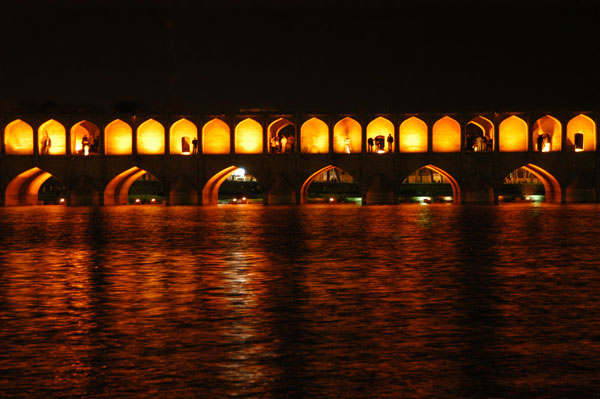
[4,119,34,155]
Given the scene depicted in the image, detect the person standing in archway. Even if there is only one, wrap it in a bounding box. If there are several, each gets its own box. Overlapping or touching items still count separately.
[41,131,51,155]
[387,133,394,153]
[192,137,198,154]
[367,137,374,153]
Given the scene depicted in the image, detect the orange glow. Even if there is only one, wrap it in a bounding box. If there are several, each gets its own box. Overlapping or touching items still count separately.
[333,117,361,154]
[533,115,561,152]
[521,164,562,203]
[38,120,66,155]
[104,119,132,155]
[267,118,295,153]
[4,119,34,155]
[567,114,595,152]
[432,116,461,152]
[366,117,394,153]
[5,167,53,205]
[104,166,146,205]
[137,119,165,155]
[301,118,329,153]
[467,116,494,151]
[499,116,528,152]
[202,118,230,154]
[235,118,263,154]
[170,118,197,155]
[202,166,239,204]
[71,121,100,155]
[399,117,427,152]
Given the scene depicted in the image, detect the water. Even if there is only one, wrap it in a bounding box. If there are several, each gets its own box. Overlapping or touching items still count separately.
[0,204,599,398]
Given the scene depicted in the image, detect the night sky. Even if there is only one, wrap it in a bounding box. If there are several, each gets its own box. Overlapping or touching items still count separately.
[2,1,599,114]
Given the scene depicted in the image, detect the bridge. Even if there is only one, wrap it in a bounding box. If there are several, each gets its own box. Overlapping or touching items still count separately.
[0,110,598,206]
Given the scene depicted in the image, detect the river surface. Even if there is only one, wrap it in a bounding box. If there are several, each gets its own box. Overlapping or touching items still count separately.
[0,204,599,398]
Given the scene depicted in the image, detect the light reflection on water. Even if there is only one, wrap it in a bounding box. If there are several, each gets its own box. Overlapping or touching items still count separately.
[0,204,599,398]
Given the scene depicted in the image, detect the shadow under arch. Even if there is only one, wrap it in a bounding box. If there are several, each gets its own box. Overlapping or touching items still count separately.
[401,164,461,204]
[514,164,561,203]
[300,165,358,204]
[202,166,240,205]
[5,167,61,206]
[104,166,158,205]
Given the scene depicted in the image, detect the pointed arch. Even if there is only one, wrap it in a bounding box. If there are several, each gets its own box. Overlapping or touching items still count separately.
[301,118,329,154]
[466,116,494,151]
[432,116,461,152]
[366,117,394,153]
[499,115,528,152]
[520,164,561,203]
[300,165,357,204]
[104,166,148,205]
[567,114,595,152]
[202,118,230,154]
[71,120,100,155]
[170,118,198,155]
[5,167,56,205]
[533,115,561,152]
[399,117,428,153]
[267,118,295,153]
[333,117,361,154]
[4,119,34,155]
[137,119,165,155]
[235,118,263,154]
[105,119,132,155]
[202,166,240,205]
[38,119,66,155]
[402,165,461,204]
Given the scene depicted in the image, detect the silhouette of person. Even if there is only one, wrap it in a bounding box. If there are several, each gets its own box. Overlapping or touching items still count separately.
[367,137,374,153]
[41,131,51,155]
[82,135,90,155]
[287,134,295,153]
[387,134,394,152]
[192,137,198,154]
[537,134,544,151]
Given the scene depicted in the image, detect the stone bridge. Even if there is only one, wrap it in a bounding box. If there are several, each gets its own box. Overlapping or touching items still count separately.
[1,110,598,205]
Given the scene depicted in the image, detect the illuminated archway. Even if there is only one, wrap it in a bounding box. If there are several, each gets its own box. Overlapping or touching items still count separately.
[235,118,263,154]
[104,167,163,205]
[533,115,561,152]
[71,121,100,155]
[267,118,295,153]
[170,118,198,155]
[4,119,34,155]
[400,165,460,204]
[5,167,63,206]
[366,117,394,154]
[301,118,329,153]
[105,119,132,155]
[501,164,561,203]
[333,117,361,154]
[466,116,494,151]
[499,115,528,152]
[567,114,595,152]
[300,165,359,204]
[202,166,261,205]
[38,119,66,155]
[137,119,165,155]
[432,116,461,152]
[399,117,427,152]
[202,118,230,154]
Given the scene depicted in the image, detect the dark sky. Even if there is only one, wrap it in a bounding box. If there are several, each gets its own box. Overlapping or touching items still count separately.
[2,1,599,114]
